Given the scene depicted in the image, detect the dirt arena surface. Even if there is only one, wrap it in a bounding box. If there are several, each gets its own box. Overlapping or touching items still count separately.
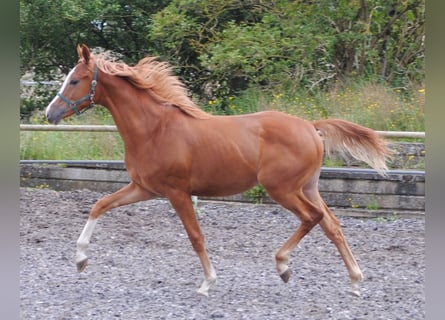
[20,187,424,319]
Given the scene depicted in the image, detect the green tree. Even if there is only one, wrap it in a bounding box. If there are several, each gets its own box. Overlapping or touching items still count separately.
[20,0,169,117]
[150,0,424,107]
[149,0,270,97]
[20,0,424,117]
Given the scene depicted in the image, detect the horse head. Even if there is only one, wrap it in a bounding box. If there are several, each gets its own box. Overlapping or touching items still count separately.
[46,44,98,124]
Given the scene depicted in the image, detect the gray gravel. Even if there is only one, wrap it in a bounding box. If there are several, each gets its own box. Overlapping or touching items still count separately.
[20,187,425,319]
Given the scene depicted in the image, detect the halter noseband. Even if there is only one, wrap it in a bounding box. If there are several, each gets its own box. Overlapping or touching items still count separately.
[57,65,99,115]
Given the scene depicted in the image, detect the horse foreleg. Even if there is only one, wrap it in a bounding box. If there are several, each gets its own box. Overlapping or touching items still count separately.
[75,181,154,272]
[168,192,217,296]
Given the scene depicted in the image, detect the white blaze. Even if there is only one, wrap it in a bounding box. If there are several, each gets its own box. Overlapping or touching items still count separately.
[45,66,78,118]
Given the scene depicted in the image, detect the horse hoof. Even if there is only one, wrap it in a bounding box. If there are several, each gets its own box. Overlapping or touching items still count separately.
[196,276,217,297]
[351,290,361,297]
[196,288,209,297]
[350,281,361,297]
[76,258,88,272]
[279,269,291,283]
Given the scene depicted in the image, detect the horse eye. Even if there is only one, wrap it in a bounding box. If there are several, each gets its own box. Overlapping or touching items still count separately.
[70,79,79,85]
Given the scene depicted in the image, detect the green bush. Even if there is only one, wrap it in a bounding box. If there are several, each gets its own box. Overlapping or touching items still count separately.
[21,0,424,118]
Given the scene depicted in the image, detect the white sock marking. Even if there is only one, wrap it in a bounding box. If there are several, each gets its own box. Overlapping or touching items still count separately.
[76,218,97,263]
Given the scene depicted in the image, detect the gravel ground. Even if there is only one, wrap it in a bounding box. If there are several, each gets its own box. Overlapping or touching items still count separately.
[20,187,425,319]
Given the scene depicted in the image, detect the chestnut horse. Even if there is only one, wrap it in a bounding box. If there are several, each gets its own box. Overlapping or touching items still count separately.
[46,44,391,297]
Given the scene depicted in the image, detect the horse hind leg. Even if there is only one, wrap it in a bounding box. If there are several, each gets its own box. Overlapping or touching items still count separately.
[266,189,324,284]
[302,178,363,297]
[317,200,363,296]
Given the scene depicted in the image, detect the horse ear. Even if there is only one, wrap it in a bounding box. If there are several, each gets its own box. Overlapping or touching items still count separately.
[77,44,83,59]
[81,44,91,64]
[77,44,91,64]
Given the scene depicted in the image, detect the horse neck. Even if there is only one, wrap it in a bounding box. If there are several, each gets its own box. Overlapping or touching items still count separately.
[96,72,165,144]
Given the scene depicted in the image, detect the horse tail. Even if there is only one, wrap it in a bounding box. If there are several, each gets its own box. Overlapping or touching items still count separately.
[312,119,392,175]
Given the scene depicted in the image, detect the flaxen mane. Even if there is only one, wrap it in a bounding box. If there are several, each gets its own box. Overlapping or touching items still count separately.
[93,54,211,119]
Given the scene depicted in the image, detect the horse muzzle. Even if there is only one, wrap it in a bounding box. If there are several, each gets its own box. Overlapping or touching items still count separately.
[45,100,69,124]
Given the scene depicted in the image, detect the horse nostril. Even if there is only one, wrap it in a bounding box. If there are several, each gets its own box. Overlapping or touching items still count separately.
[47,116,60,125]
[45,107,63,125]
[46,114,54,124]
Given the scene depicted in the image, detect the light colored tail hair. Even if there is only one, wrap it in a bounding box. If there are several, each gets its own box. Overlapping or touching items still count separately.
[313,119,392,175]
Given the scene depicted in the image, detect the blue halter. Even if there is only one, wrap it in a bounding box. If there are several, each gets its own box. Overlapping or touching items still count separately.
[57,65,99,115]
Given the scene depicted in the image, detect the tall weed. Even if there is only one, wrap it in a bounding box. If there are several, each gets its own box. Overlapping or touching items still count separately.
[228,82,425,131]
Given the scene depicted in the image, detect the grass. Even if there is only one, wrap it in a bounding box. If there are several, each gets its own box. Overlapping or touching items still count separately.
[20,81,424,160]
[373,213,400,223]
[20,106,125,160]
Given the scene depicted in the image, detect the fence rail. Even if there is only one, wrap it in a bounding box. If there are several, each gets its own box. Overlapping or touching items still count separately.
[20,124,118,132]
[20,124,425,139]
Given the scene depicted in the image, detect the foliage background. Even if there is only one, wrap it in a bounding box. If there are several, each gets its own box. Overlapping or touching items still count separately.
[21,0,424,116]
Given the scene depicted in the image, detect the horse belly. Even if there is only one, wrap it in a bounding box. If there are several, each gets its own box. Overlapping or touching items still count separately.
[190,157,258,197]
[187,115,262,196]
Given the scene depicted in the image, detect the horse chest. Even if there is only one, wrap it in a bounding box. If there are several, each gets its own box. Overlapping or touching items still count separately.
[125,153,190,194]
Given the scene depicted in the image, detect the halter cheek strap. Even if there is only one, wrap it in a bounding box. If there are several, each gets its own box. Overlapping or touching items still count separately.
[57,65,99,115]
